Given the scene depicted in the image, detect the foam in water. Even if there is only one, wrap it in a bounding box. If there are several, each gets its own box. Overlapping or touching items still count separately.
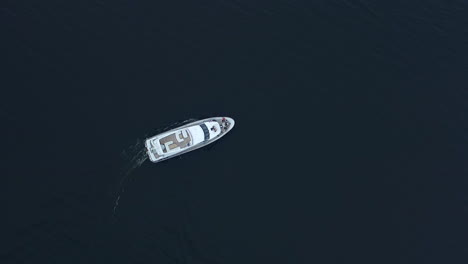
[112,118,197,217]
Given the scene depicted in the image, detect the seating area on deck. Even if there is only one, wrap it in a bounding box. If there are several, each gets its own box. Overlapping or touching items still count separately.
[159,129,191,153]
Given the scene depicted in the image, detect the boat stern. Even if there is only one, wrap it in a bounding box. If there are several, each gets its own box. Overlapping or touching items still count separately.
[145,138,162,163]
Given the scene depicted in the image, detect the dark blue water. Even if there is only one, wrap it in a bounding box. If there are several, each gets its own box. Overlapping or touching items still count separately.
[2,1,467,263]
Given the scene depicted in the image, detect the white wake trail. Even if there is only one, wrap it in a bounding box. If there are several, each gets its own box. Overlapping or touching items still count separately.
[112,138,148,217]
[111,118,196,217]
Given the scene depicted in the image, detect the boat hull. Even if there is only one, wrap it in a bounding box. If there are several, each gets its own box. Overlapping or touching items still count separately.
[145,117,235,163]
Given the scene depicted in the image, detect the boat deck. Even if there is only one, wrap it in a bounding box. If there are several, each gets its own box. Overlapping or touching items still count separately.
[159,129,192,153]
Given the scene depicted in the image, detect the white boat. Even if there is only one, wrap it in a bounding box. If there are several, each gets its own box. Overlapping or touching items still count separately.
[145,117,235,163]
